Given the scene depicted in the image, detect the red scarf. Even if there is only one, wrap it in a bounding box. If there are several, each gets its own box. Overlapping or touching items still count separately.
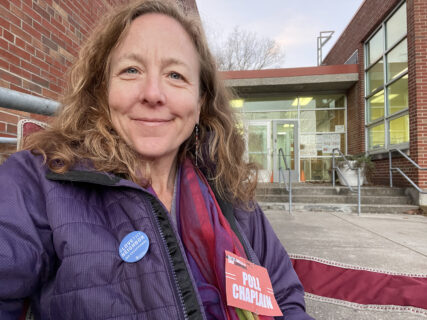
[177,158,274,320]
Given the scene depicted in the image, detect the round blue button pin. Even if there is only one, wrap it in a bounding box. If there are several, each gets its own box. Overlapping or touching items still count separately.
[119,231,149,263]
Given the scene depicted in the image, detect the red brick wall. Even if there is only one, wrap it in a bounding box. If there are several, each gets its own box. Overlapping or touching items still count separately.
[0,0,195,145]
[346,83,363,155]
[409,0,427,188]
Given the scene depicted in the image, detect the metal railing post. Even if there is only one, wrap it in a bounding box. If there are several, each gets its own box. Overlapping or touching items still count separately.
[332,151,336,187]
[357,168,361,215]
[278,148,292,215]
[288,169,292,214]
[389,150,393,188]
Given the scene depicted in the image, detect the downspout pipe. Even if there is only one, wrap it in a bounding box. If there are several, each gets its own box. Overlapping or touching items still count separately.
[0,87,60,115]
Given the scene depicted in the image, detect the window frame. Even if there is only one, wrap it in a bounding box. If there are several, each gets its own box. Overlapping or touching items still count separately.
[364,1,408,153]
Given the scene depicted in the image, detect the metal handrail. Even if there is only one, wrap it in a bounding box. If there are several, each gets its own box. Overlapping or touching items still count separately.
[0,87,59,144]
[0,87,59,115]
[389,149,427,193]
[332,148,361,215]
[278,148,292,214]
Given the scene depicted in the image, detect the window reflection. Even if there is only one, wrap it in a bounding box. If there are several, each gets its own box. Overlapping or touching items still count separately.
[390,115,409,145]
[367,60,384,93]
[299,95,345,109]
[386,3,407,49]
[367,28,383,65]
[300,158,332,181]
[365,1,408,151]
[368,123,385,150]
[367,90,384,122]
[300,110,345,133]
[388,76,408,115]
[243,97,296,112]
[248,125,268,170]
[387,39,408,81]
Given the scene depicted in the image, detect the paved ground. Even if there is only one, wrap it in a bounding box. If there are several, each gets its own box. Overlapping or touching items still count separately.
[264,210,427,319]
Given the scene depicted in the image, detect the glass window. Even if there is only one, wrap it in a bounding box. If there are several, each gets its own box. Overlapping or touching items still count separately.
[366,60,384,93]
[243,97,296,112]
[243,111,298,120]
[390,114,409,145]
[300,158,332,181]
[299,94,345,109]
[247,124,268,169]
[386,2,407,49]
[276,124,295,170]
[300,110,345,133]
[367,90,384,122]
[367,28,383,66]
[231,94,347,182]
[368,123,385,150]
[300,133,345,157]
[387,39,408,81]
[388,75,408,115]
[365,1,408,151]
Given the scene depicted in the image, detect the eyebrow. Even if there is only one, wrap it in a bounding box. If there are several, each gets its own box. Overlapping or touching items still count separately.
[116,53,190,70]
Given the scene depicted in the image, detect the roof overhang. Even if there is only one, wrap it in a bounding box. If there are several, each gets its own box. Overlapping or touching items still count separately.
[221,64,359,96]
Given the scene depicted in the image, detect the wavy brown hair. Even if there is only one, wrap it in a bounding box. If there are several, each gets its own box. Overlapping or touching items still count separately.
[26,0,258,204]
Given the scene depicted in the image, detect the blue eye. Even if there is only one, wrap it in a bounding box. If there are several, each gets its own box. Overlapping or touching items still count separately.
[125,67,138,74]
[169,72,182,80]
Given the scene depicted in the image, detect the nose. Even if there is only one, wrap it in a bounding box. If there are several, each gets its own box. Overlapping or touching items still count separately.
[139,74,166,107]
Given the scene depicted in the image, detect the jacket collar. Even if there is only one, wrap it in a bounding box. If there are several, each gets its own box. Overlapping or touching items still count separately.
[46,170,122,186]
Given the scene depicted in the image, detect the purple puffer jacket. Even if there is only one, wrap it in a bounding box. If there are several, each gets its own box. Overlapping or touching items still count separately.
[0,151,313,320]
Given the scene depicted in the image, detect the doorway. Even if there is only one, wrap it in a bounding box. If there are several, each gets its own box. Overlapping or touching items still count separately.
[273,120,299,182]
[247,121,272,182]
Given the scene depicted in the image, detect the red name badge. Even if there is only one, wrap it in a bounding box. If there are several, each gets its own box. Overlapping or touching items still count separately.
[225,250,283,316]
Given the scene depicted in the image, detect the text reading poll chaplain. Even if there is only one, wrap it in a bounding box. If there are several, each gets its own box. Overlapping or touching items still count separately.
[0,1,313,319]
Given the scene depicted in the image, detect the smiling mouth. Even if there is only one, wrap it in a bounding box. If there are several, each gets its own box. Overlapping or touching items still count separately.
[133,118,172,126]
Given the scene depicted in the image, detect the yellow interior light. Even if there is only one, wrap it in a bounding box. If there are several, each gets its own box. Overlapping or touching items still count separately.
[300,97,313,106]
[370,94,398,104]
[291,97,313,106]
[230,99,244,108]
[291,98,298,106]
[370,94,384,104]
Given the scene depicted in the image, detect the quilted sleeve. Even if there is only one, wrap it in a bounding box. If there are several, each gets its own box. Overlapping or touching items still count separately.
[0,152,53,319]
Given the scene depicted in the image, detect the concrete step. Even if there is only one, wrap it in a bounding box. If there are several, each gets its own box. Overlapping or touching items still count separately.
[256,194,411,205]
[259,202,419,214]
[256,185,405,196]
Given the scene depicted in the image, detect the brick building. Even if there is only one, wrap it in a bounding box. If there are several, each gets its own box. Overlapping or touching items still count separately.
[224,0,425,196]
[0,0,197,159]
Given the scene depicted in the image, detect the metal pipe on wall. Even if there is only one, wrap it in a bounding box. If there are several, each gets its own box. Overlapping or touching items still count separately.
[0,87,60,115]
[0,137,17,144]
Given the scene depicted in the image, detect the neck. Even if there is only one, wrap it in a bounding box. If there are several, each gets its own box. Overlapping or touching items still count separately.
[146,155,178,212]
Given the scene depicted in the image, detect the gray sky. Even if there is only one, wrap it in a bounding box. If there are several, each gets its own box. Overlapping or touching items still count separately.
[195,0,364,68]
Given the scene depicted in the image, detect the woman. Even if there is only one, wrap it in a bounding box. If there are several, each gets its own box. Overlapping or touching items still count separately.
[0,1,313,319]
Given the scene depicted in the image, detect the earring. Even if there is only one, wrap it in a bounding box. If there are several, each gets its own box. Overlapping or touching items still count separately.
[195,124,199,167]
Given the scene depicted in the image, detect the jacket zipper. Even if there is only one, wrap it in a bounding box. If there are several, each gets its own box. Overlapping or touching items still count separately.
[148,197,189,320]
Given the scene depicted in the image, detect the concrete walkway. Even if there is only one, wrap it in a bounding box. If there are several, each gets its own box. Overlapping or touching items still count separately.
[264,210,427,319]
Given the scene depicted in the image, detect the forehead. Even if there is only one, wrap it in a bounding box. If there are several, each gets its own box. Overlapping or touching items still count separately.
[112,13,199,64]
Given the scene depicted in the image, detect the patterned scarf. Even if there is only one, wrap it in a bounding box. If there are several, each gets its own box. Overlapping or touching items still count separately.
[176,158,274,320]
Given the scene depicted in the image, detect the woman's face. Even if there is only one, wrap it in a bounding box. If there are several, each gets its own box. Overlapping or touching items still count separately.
[108,13,201,163]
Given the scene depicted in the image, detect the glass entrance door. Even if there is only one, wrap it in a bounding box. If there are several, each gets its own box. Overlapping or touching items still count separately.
[247,121,271,182]
[273,121,298,182]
